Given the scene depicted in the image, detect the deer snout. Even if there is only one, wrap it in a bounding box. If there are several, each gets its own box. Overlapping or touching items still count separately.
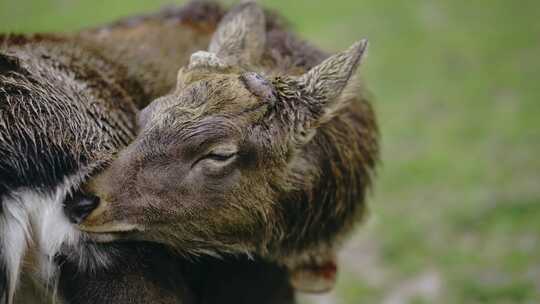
[77,195,142,233]
[74,173,142,234]
[74,142,149,234]
[63,189,139,233]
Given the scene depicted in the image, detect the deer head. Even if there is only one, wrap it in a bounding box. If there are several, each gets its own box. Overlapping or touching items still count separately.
[78,3,372,290]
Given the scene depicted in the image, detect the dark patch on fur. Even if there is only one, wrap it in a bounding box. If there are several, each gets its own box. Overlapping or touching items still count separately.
[58,242,193,304]
[194,257,294,304]
[0,53,21,75]
[58,243,294,304]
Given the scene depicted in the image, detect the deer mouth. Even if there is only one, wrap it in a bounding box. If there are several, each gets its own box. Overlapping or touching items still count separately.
[79,221,142,233]
[79,219,145,244]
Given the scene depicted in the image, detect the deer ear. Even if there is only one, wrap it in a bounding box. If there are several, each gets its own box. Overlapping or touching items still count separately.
[208,2,266,65]
[298,39,368,124]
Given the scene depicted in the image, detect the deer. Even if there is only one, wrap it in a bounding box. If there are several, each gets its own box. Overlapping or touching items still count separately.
[78,1,380,296]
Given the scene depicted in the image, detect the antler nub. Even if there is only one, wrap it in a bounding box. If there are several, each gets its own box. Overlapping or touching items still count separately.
[188,51,228,70]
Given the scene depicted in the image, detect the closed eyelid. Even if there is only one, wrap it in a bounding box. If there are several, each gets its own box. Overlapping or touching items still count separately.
[209,143,238,155]
[190,143,239,169]
[181,135,237,158]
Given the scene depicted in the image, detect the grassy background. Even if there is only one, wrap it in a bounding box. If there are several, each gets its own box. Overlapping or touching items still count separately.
[2,0,540,303]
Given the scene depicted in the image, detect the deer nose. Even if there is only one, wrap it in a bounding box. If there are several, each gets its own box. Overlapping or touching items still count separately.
[63,191,101,224]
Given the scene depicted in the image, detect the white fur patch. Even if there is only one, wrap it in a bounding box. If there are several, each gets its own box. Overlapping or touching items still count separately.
[0,197,29,303]
[0,173,90,303]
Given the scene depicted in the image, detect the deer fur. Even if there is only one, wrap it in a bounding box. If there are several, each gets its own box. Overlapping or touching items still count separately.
[1,2,296,303]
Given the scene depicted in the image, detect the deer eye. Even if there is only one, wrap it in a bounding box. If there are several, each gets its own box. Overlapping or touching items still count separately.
[194,144,239,170]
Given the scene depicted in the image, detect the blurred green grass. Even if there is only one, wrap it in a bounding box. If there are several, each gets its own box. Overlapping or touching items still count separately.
[2,0,540,303]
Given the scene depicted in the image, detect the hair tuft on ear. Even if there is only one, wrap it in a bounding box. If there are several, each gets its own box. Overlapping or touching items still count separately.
[299,39,368,102]
[297,39,368,125]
